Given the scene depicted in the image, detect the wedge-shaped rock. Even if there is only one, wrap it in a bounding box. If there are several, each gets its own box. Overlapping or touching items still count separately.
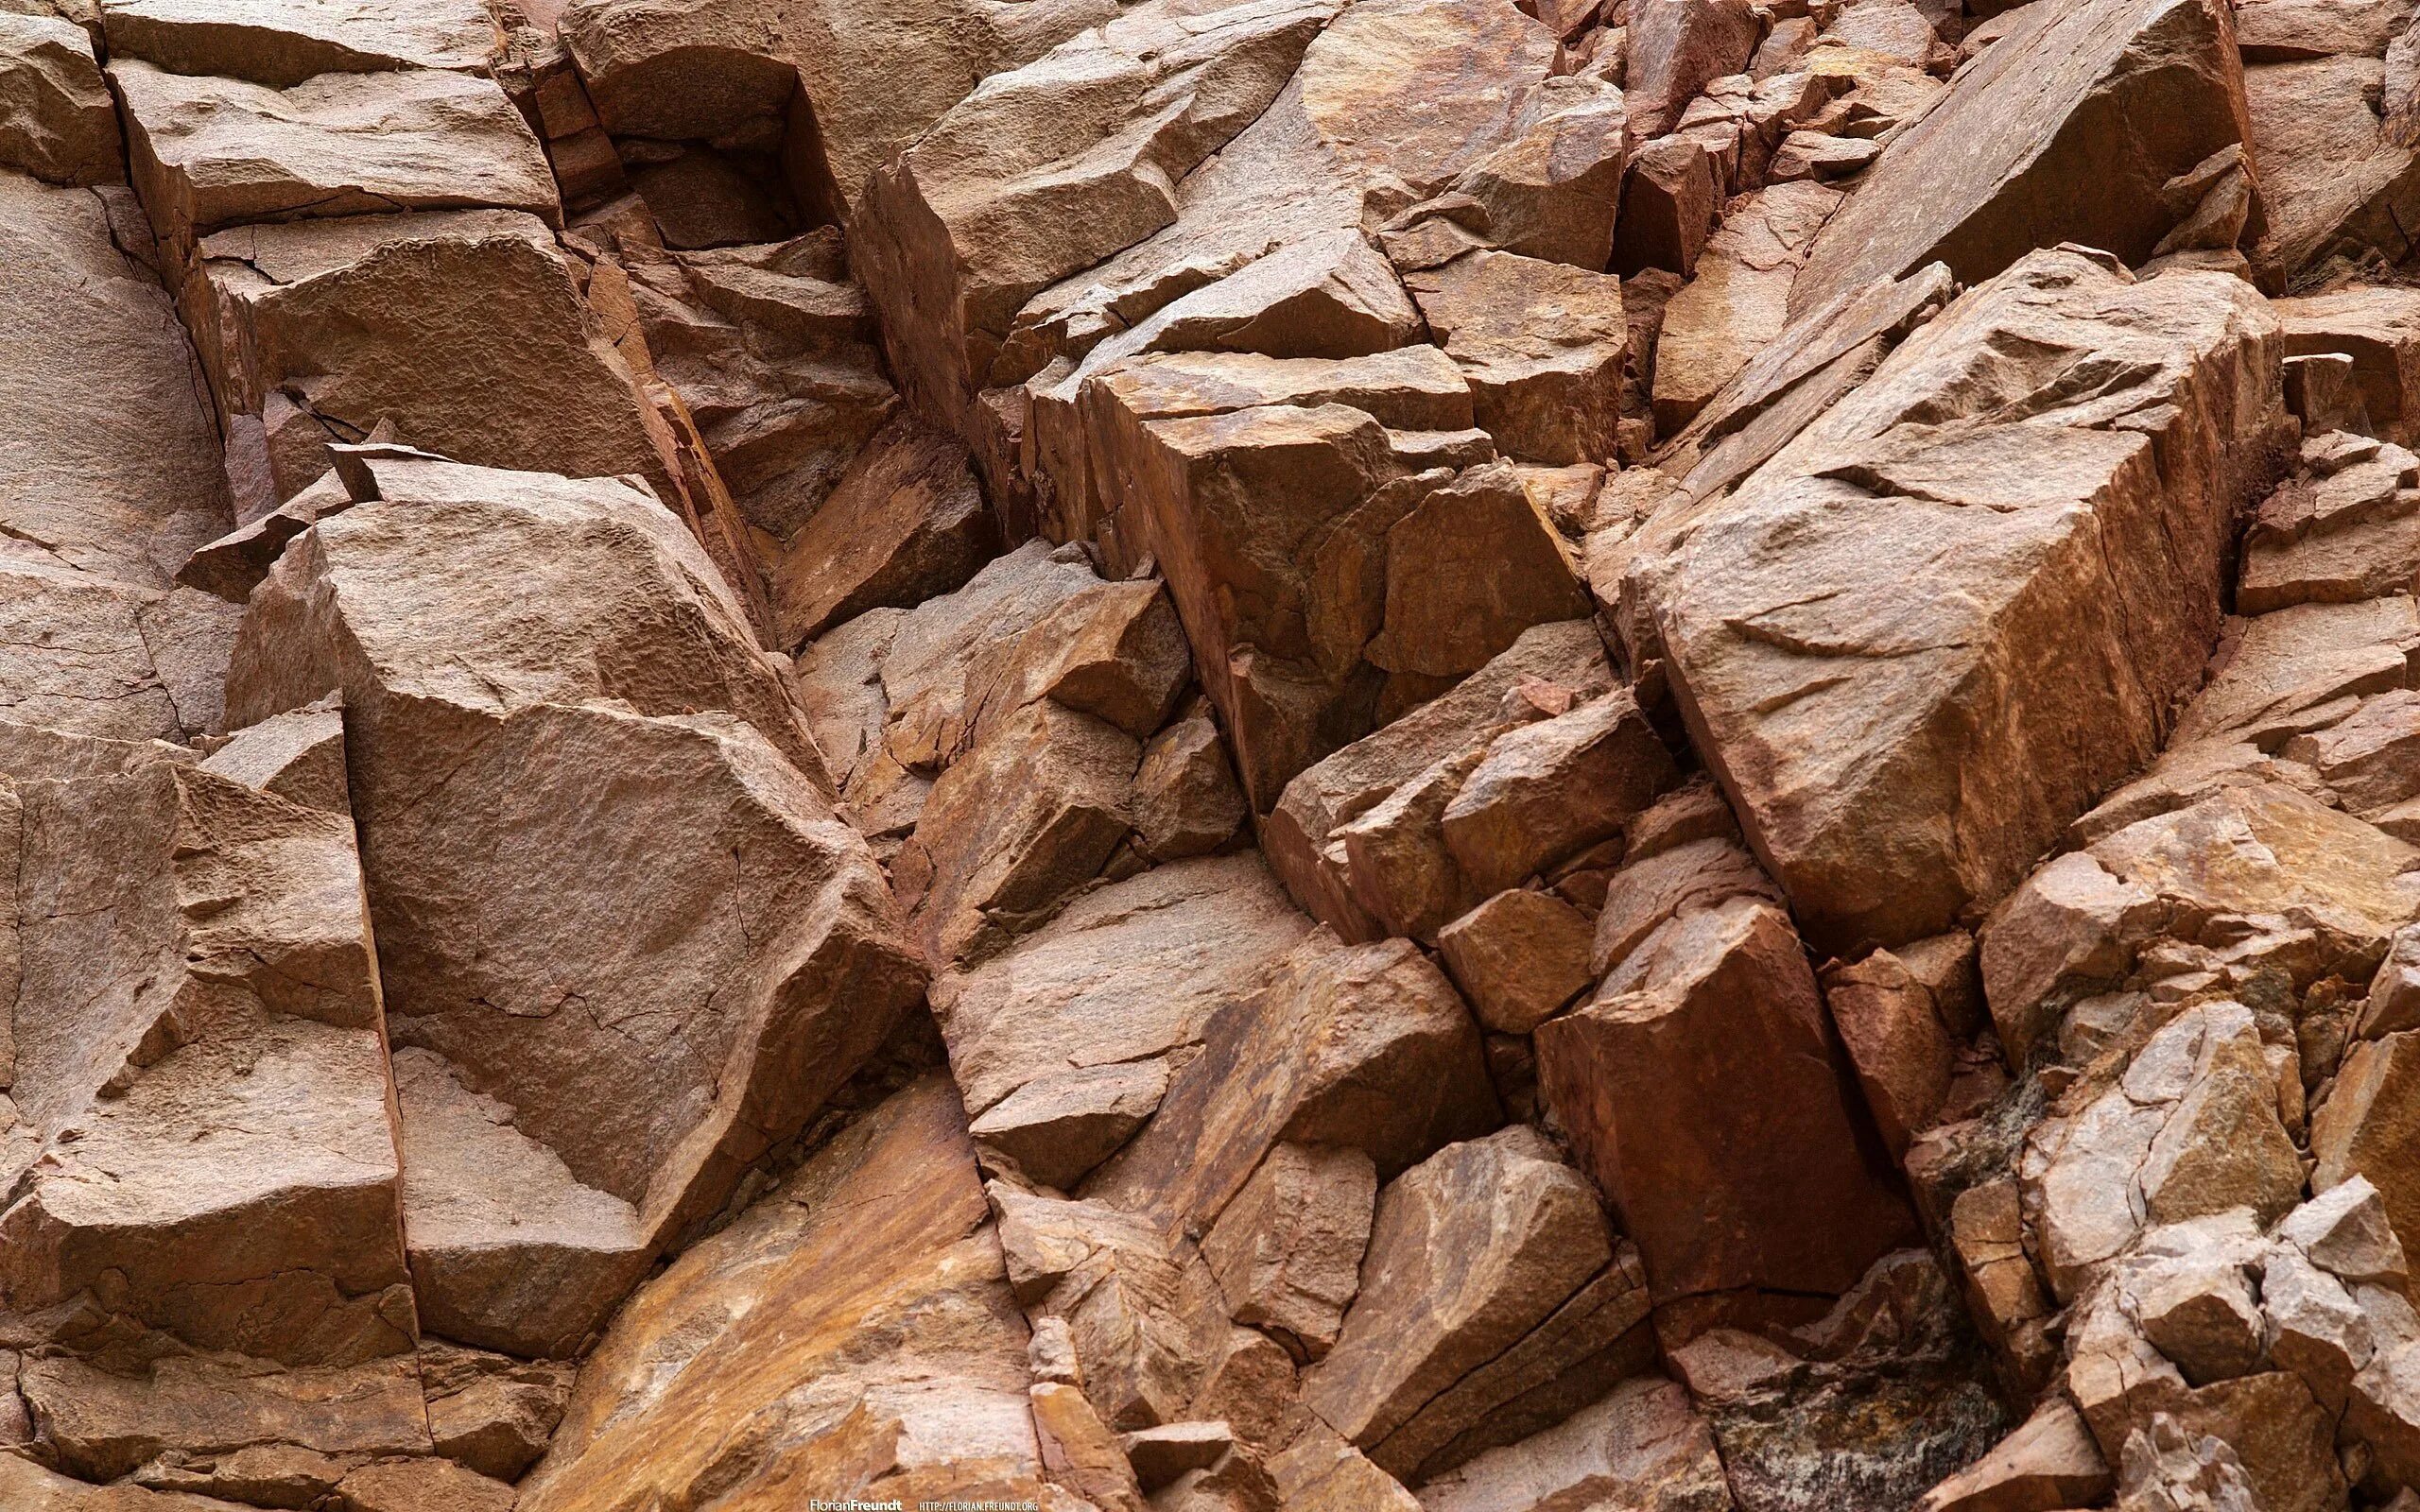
[1084,929,1499,1231]
[770,410,998,646]
[115,60,558,250]
[100,0,496,87]
[1651,249,2287,951]
[0,1452,265,1510]
[1301,1126,1652,1482]
[0,719,406,1373]
[183,210,670,501]
[0,13,119,185]
[0,170,233,589]
[0,553,236,743]
[1404,250,1628,464]
[1378,73,1630,271]
[1792,0,2254,315]
[1415,1375,1734,1512]
[1201,1143,1377,1363]
[2244,55,2420,285]
[2276,288,2420,446]
[24,1353,433,1484]
[930,852,1315,1122]
[1265,620,1613,938]
[520,1076,1046,1510]
[1917,1399,2113,1512]
[1538,897,1918,1301]
[229,456,925,1355]
[1652,180,1841,436]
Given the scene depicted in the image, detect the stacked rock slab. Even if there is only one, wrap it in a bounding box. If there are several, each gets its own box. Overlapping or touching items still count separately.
[227,454,926,1356]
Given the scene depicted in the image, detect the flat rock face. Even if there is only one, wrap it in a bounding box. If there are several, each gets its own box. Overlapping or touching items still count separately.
[1792,0,2253,315]
[519,1075,1045,1511]
[115,60,559,249]
[100,0,497,87]
[1649,249,2287,951]
[228,456,925,1351]
[0,14,120,185]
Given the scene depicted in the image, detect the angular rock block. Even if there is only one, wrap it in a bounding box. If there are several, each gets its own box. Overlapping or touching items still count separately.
[1537,897,1918,1303]
[1792,0,2255,315]
[101,0,497,87]
[229,455,925,1354]
[1650,249,2288,951]
[0,718,405,1371]
[0,13,121,186]
[181,209,672,501]
[519,1077,1047,1510]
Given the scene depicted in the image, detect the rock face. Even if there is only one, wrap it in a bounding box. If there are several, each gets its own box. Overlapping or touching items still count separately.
[29,0,2420,1510]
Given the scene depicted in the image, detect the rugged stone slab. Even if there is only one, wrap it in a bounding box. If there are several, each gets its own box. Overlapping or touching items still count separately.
[520,1076,1046,1510]
[1648,249,2286,951]
[2244,54,2420,284]
[229,456,925,1352]
[0,170,233,591]
[115,60,558,249]
[1404,250,1628,464]
[1201,1143,1377,1361]
[100,0,496,87]
[1415,1374,1735,1512]
[1301,1125,1651,1481]
[182,209,670,501]
[1792,0,2254,315]
[770,410,998,646]
[0,13,119,185]
[1537,897,1918,1302]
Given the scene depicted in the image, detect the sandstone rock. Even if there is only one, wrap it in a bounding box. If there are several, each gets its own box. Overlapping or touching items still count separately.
[2175,595,2420,747]
[418,1341,573,1481]
[1378,73,1629,271]
[1613,134,1721,277]
[1414,1375,1734,1512]
[1437,887,1597,1033]
[1588,834,1784,978]
[2314,1032,2420,1260]
[230,456,925,1351]
[1792,0,2253,314]
[971,1059,1169,1192]
[0,171,233,590]
[0,1435,319,1508]
[2277,287,2420,445]
[1200,1143,1377,1361]
[1824,947,1956,1159]
[0,554,235,744]
[25,1354,432,1484]
[770,410,998,645]
[0,13,118,185]
[1132,713,1248,861]
[329,1458,515,1512]
[1440,690,1675,897]
[1036,1380,1150,1512]
[115,61,558,250]
[1265,620,1613,939]
[521,1076,1046,1510]
[1301,1126,1651,1481]
[0,720,405,1376]
[100,0,495,86]
[929,853,1313,1124]
[1404,251,1628,465]
[2244,54,2420,285]
[1537,896,1918,1301]
[1628,0,1764,137]
[1651,180,1841,436]
[2285,688,2420,817]
[1270,1425,1424,1512]
[182,210,670,500]
[1085,929,1498,1231]
[1651,249,2287,951]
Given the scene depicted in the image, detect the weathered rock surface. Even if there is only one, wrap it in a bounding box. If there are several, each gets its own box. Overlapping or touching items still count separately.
[100,0,498,86]
[229,455,925,1352]
[0,14,119,186]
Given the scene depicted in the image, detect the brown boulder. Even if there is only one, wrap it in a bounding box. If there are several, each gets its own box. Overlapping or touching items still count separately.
[1437,887,1598,1033]
[1651,180,1842,436]
[182,210,671,501]
[0,14,119,185]
[1792,0,2254,316]
[770,411,998,645]
[1649,249,2287,951]
[1627,0,1765,138]
[1201,1143,1378,1361]
[101,0,495,87]
[229,455,925,1353]
[1537,897,1918,1301]
[1413,1375,1735,1512]
[1404,251,1629,465]
[520,1077,1046,1510]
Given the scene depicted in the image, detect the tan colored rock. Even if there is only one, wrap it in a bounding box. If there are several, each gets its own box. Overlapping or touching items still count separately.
[1441,690,1674,897]
[0,170,234,590]
[1824,948,1955,1158]
[1132,712,1248,861]
[1628,0,1763,137]
[0,13,118,185]
[0,554,236,744]
[1538,897,1918,1301]
[330,1459,515,1512]
[1414,1375,1735,1512]
[929,852,1313,1123]
[1916,1399,2113,1512]
[0,1433,320,1508]
[1589,835,1783,978]
[1084,929,1498,1231]
[100,0,494,85]
[1035,1381,1150,1512]
[1650,250,2287,951]
[2178,595,2420,747]
[1437,887,1597,1033]
[1404,252,1627,465]
[2244,54,2420,285]
[521,1077,1046,1510]
[0,719,405,1374]
[229,456,925,1353]
[1265,620,1613,939]
[25,1354,432,1484]
[770,410,998,645]
[1378,74,1629,271]
[418,1340,573,1482]
[2314,1031,2420,1260]
[1301,1126,1651,1481]
[183,210,671,501]
[1201,1143,1377,1362]
[115,60,558,249]
[971,1058,1168,1192]
[1270,1424,1424,1512]
[1792,0,2253,315]
[1651,180,1841,436]
[2276,287,2420,446]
